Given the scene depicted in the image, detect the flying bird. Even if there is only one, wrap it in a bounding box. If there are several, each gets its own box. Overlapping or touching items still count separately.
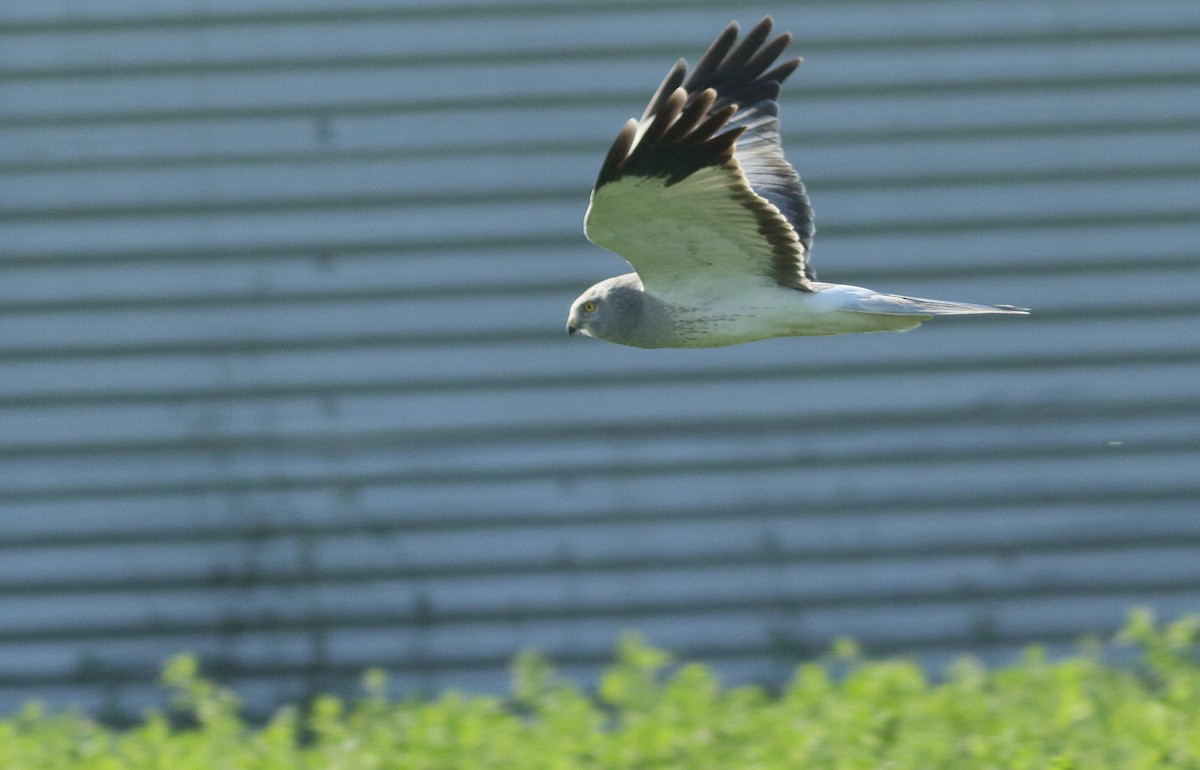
[567,17,1027,348]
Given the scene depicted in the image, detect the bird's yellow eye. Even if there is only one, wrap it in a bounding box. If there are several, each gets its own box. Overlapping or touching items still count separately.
[582,301,597,313]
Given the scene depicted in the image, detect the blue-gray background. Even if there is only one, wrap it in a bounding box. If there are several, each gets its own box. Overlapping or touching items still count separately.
[2,0,1199,719]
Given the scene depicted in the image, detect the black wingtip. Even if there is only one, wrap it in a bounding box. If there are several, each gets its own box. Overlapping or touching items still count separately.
[594,119,638,188]
[641,59,688,122]
[683,21,741,91]
[763,56,802,85]
[595,18,800,190]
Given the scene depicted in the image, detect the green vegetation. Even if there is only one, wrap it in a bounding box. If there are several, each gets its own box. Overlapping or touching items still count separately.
[2,610,1198,769]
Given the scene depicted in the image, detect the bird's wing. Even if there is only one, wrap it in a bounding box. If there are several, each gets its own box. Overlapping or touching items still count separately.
[584,17,815,297]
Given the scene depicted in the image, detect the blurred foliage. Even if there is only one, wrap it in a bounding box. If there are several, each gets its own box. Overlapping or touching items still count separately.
[2,610,1198,769]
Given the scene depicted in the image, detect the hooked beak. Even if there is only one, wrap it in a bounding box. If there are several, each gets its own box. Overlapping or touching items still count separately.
[566,321,578,336]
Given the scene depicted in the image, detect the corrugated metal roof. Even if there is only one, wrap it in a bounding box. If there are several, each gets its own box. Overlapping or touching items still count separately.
[2,0,1199,718]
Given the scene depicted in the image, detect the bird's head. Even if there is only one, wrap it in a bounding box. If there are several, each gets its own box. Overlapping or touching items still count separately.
[566,273,643,343]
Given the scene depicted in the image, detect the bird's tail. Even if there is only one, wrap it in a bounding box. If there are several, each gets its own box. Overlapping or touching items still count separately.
[847,293,1030,317]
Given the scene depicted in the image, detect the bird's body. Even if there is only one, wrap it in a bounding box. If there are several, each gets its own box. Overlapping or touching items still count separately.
[567,17,1026,348]
[578,272,997,348]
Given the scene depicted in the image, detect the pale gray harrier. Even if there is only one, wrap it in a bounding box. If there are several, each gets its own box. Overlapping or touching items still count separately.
[567,17,1026,348]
